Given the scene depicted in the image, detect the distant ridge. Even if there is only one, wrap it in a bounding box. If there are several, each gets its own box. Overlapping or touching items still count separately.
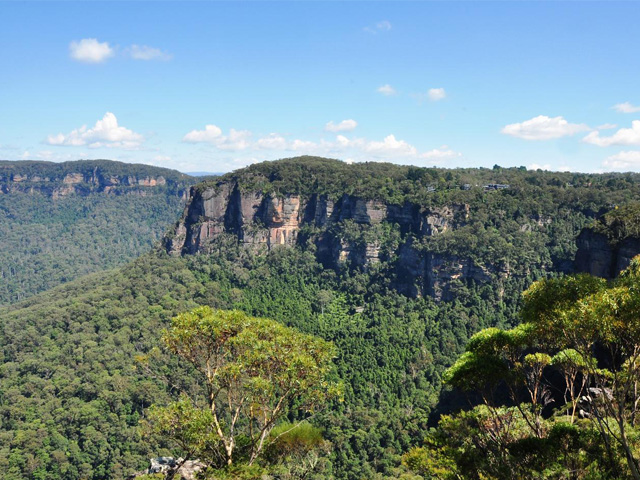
[184,171,224,177]
[0,159,198,304]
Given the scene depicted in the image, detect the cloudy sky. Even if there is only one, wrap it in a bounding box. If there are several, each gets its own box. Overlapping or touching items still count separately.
[1,1,640,173]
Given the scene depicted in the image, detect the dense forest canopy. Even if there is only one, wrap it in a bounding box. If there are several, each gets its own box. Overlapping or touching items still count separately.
[403,259,640,479]
[0,159,192,183]
[3,157,640,479]
[200,156,640,207]
[0,160,195,305]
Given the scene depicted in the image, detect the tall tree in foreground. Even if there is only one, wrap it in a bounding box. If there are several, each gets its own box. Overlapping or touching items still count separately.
[405,258,640,479]
[144,307,340,474]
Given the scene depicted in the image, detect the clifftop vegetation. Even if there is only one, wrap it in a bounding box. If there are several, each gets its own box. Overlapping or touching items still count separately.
[590,203,640,243]
[0,159,193,184]
[197,156,640,207]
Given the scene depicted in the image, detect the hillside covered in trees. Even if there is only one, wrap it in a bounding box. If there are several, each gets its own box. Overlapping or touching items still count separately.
[0,160,196,305]
[3,157,640,479]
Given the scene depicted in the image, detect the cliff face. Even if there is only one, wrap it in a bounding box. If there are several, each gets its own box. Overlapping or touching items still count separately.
[575,229,640,279]
[0,160,193,199]
[0,170,175,198]
[166,182,502,300]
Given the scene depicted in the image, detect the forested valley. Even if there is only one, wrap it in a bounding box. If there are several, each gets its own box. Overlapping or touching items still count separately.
[3,157,640,479]
[0,160,195,305]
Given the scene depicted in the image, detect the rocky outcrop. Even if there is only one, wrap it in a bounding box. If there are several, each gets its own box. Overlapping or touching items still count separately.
[393,239,505,301]
[574,229,640,278]
[166,181,491,299]
[128,457,205,480]
[1,170,178,199]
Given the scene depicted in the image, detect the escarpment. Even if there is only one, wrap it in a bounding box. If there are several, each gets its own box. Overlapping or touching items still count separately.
[574,209,640,278]
[0,160,191,198]
[165,181,504,300]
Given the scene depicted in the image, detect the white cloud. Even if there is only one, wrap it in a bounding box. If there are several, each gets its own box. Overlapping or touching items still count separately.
[183,125,252,150]
[290,139,319,151]
[19,150,86,162]
[127,44,172,61]
[527,163,552,171]
[597,123,618,130]
[603,151,640,170]
[219,129,252,151]
[46,112,144,149]
[411,88,447,104]
[365,134,418,156]
[69,38,114,63]
[613,102,640,114]
[183,125,223,143]
[364,20,392,34]
[377,84,397,96]
[420,146,461,160]
[428,88,446,101]
[257,134,287,150]
[182,123,462,166]
[325,119,358,132]
[501,115,590,140]
[583,121,640,147]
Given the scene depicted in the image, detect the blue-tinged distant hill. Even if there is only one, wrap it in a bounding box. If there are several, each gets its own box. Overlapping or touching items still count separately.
[0,159,196,305]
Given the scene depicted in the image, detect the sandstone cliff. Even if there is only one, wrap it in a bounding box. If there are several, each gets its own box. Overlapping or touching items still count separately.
[165,181,505,300]
[574,228,640,278]
[0,160,191,199]
[574,204,640,278]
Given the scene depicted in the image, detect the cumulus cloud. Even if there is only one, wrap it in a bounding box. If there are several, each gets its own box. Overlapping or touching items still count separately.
[364,134,418,156]
[256,134,287,150]
[583,121,640,147]
[127,44,172,61]
[597,123,618,130]
[325,119,358,132]
[613,102,640,114]
[183,124,223,143]
[183,122,462,165]
[420,146,461,160]
[290,139,319,151]
[46,112,144,149]
[69,38,114,63]
[183,125,252,150]
[364,20,392,34]
[603,151,640,170]
[411,88,447,104]
[501,115,590,140]
[220,129,252,151]
[428,88,446,101]
[377,84,397,96]
[527,163,552,171]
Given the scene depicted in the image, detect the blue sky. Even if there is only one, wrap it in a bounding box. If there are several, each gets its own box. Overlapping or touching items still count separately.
[1,1,640,173]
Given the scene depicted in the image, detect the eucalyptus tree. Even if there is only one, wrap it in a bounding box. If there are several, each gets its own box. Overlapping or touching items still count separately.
[146,307,340,471]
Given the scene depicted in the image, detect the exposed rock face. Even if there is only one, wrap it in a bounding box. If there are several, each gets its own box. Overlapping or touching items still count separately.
[129,457,205,480]
[167,181,489,299]
[575,229,640,278]
[1,170,178,199]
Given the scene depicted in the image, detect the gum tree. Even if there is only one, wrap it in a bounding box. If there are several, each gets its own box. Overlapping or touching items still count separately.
[146,307,340,470]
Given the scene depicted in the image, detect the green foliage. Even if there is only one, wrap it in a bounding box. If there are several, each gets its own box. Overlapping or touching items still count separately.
[0,160,193,305]
[151,307,340,467]
[590,203,640,243]
[415,258,640,479]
